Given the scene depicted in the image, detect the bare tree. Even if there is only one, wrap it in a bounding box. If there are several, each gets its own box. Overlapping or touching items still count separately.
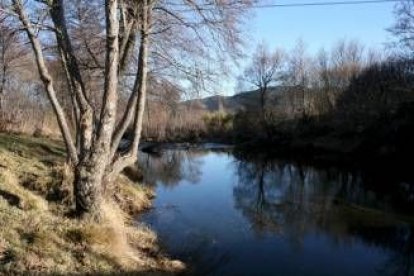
[1,0,252,218]
[240,43,285,114]
[238,43,285,139]
[314,48,334,114]
[330,39,364,89]
[389,0,414,56]
[0,16,28,110]
[284,39,312,118]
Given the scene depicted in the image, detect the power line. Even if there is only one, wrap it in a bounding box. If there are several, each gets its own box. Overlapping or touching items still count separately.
[251,0,399,8]
[167,0,399,12]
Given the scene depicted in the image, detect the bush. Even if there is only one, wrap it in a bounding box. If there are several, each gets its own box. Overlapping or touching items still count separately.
[203,112,234,140]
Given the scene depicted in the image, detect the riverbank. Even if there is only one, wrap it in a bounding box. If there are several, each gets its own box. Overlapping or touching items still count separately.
[139,142,233,155]
[232,101,414,173]
[140,131,413,174]
[235,124,414,173]
[138,100,414,170]
[0,133,184,275]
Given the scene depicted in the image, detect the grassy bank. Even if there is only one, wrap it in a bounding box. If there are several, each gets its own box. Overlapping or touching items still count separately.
[0,133,184,275]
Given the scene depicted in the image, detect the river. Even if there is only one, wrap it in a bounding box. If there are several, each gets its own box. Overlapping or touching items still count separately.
[138,148,414,276]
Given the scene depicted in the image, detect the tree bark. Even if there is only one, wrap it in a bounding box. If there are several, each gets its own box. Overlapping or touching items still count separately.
[0,64,6,113]
[73,0,120,216]
[74,160,104,217]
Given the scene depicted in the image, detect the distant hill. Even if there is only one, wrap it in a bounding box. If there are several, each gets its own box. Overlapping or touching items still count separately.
[183,86,287,113]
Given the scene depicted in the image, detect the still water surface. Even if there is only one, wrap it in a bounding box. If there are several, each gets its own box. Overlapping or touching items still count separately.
[139,149,414,276]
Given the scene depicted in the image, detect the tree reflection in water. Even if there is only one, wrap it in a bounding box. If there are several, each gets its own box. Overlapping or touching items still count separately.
[138,150,205,187]
[233,153,414,275]
[140,149,414,275]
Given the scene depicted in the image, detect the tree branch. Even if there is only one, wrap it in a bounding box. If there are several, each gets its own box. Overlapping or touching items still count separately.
[49,0,95,156]
[12,0,78,164]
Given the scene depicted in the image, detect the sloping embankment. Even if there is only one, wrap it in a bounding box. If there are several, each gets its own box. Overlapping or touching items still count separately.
[0,133,184,275]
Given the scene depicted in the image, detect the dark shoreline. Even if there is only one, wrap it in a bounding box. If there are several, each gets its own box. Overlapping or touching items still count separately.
[139,141,234,154]
[137,137,413,184]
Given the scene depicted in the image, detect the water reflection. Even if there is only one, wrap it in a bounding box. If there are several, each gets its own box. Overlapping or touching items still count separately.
[140,149,414,276]
[233,154,414,276]
[138,150,205,187]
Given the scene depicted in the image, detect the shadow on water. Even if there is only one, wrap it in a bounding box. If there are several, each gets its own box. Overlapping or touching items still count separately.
[139,148,414,276]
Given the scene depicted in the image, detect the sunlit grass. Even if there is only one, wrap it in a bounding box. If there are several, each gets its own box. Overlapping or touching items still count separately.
[0,133,185,274]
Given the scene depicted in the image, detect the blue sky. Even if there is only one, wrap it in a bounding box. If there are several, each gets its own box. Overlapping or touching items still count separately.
[247,0,396,53]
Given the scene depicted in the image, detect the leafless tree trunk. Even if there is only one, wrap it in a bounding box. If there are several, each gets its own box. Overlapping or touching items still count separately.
[12,0,79,165]
[71,0,121,217]
[4,0,251,218]
[108,0,151,183]
[239,43,284,137]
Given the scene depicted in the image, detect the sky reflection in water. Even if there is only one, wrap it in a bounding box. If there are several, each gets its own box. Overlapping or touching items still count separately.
[140,150,414,276]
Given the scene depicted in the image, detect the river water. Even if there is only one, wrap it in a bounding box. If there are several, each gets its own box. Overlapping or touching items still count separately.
[139,149,414,276]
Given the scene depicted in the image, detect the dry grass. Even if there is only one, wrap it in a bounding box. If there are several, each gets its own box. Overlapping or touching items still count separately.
[115,174,155,215]
[0,133,185,275]
[0,108,61,139]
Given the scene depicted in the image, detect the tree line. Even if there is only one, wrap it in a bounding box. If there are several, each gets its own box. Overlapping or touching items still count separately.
[233,38,413,143]
[133,37,413,146]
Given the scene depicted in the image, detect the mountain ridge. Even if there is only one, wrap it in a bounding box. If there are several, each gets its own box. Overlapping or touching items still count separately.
[183,86,288,113]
